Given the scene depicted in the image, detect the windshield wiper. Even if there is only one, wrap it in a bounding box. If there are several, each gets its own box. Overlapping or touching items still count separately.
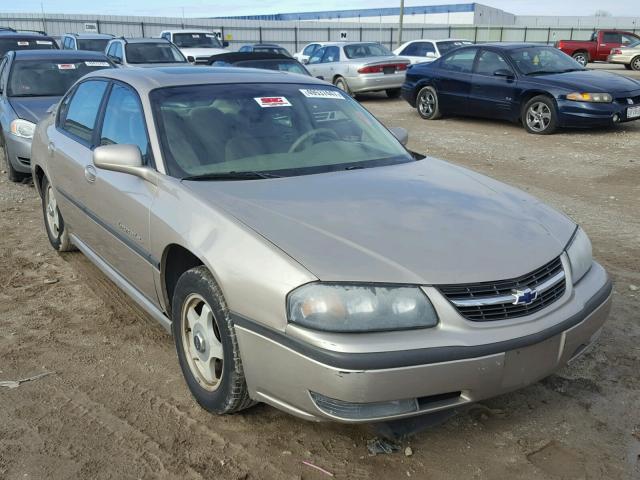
[181,171,282,181]
[526,70,559,76]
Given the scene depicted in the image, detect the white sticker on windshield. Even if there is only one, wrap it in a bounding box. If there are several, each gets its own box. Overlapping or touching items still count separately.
[254,96,292,108]
[57,63,77,70]
[85,61,110,67]
[299,88,345,100]
[36,40,53,45]
[17,41,30,46]
[192,34,200,38]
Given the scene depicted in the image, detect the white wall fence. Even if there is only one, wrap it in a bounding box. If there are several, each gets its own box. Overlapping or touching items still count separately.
[1,12,638,53]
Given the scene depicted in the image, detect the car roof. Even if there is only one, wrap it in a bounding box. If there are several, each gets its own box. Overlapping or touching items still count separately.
[212,52,297,63]
[479,43,547,50]
[65,33,114,39]
[83,66,326,93]
[318,41,382,47]
[250,43,284,48]
[13,50,109,61]
[0,32,53,39]
[162,29,214,34]
[111,37,169,44]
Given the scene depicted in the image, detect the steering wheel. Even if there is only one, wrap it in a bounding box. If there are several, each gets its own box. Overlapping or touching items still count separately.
[288,128,339,153]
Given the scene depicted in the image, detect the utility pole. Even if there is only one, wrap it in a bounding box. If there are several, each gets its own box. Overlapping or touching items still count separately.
[397,0,405,47]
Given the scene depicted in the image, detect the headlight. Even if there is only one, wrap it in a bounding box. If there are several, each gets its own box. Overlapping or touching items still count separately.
[566,227,592,284]
[287,283,438,332]
[566,92,613,103]
[10,119,36,139]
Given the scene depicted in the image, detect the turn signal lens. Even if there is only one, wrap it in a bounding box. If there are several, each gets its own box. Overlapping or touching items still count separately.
[566,92,613,103]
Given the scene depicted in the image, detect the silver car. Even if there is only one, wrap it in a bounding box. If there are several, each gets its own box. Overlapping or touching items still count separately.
[31,67,612,424]
[607,39,640,71]
[305,42,410,98]
[105,37,188,67]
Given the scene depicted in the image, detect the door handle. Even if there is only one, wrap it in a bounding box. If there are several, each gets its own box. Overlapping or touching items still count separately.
[47,141,56,156]
[84,165,97,183]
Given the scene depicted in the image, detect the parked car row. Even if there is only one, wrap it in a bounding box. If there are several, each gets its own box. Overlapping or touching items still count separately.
[0,22,617,428]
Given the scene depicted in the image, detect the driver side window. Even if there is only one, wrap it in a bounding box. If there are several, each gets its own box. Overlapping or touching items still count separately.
[308,47,325,65]
[474,50,509,76]
[440,48,478,73]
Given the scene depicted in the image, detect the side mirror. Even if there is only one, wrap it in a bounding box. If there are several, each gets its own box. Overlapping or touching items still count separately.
[426,52,437,59]
[389,127,409,146]
[315,75,324,80]
[222,41,229,48]
[494,68,514,78]
[93,144,158,185]
[108,55,122,65]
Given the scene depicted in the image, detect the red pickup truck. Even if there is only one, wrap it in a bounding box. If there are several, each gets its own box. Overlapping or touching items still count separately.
[556,30,640,66]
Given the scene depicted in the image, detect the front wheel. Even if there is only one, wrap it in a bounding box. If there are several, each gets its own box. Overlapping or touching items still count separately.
[1,137,29,183]
[41,176,73,252]
[416,86,441,120]
[172,266,255,414]
[631,56,640,71]
[523,96,558,135]
[572,52,588,67]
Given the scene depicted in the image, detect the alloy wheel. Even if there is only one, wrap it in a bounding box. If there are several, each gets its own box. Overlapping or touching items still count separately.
[418,90,436,117]
[45,184,61,237]
[573,54,587,66]
[526,102,552,133]
[181,293,224,391]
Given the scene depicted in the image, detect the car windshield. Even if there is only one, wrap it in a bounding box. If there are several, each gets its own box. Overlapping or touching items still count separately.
[76,38,110,52]
[437,40,473,54]
[151,83,413,179]
[344,43,392,59]
[125,43,186,64]
[172,33,223,49]
[508,46,584,74]
[0,38,56,56]
[234,59,309,75]
[7,60,112,97]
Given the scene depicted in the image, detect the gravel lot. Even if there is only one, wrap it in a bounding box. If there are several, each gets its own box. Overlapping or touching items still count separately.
[0,65,639,480]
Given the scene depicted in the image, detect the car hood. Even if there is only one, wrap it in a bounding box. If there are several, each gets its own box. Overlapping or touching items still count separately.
[179,47,227,56]
[9,96,60,124]
[526,69,640,93]
[184,159,576,285]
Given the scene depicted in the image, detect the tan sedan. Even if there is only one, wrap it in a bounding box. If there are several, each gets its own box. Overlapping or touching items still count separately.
[608,40,640,71]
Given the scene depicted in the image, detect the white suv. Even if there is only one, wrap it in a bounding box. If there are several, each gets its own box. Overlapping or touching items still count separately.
[160,30,228,64]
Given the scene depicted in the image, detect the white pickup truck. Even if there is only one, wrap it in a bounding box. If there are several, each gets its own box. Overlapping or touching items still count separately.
[160,29,228,64]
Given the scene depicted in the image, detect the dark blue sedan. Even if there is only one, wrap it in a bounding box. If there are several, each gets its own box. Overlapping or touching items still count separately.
[401,43,640,134]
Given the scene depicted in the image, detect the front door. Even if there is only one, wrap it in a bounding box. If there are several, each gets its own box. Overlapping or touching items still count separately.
[470,49,519,120]
[433,47,478,114]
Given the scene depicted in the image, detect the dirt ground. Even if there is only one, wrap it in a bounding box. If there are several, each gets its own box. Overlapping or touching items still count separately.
[1,65,639,480]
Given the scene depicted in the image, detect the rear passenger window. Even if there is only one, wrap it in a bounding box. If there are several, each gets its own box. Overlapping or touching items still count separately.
[100,84,150,161]
[60,80,108,143]
[440,48,478,73]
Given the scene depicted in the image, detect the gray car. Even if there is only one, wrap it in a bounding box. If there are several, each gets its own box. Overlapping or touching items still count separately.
[105,37,188,67]
[31,67,611,424]
[305,42,410,98]
[0,50,113,182]
[60,33,114,53]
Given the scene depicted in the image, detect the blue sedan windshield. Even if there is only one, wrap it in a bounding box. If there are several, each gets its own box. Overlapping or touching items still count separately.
[508,47,584,75]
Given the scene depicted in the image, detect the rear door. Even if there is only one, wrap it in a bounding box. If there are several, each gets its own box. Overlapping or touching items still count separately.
[433,47,479,114]
[469,48,519,119]
[80,81,158,302]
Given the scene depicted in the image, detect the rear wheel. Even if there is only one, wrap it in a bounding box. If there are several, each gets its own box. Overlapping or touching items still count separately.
[572,52,588,67]
[41,176,73,252]
[172,266,255,414]
[523,96,558,135]
[416,86,441,120]
[333,77,352,96]
[385,88,401,99]
[631,56,640,71]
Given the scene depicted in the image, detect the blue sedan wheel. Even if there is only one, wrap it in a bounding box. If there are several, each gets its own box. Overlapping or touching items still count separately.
[416,86,441,120]
[523,96,558,135]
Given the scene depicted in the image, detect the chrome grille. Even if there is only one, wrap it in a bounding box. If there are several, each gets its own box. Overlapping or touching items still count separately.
[438,257,566,321]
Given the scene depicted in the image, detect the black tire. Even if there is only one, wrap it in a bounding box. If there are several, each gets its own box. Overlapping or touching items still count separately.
[631,56,640,71]
[0,134,28,183]
[385,88,401,99]
[522,95,558,135]
[415,85,441,120]
[172,266,255,415]
[41,176,73,252]
[333,77,352,96]
[572,52,588,67]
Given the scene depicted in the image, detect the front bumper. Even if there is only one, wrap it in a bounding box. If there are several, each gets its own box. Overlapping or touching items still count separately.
[4,132,33,174]
[234,261,612,423]
[346,72,406,94]
[557,98,640,127]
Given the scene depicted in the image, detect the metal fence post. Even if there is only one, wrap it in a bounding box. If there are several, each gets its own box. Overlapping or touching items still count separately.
[500,26,503,41]
[570,27,573,40]
[359,26,363,41]
[96,19,101,33]
[474,26,478,42]
[259,26,263,42]
[524,26,528,41]
[294,26,298,52]
[327,27,330,41]
[140,22,145,37]
[448,25,451,37]
[547,27,551,44]
[390,27,393,49]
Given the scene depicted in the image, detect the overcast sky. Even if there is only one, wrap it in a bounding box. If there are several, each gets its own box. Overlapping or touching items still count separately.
[4,0,639,18]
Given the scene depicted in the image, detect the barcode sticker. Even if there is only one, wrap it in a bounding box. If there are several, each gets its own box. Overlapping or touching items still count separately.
[300,89,345,100]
